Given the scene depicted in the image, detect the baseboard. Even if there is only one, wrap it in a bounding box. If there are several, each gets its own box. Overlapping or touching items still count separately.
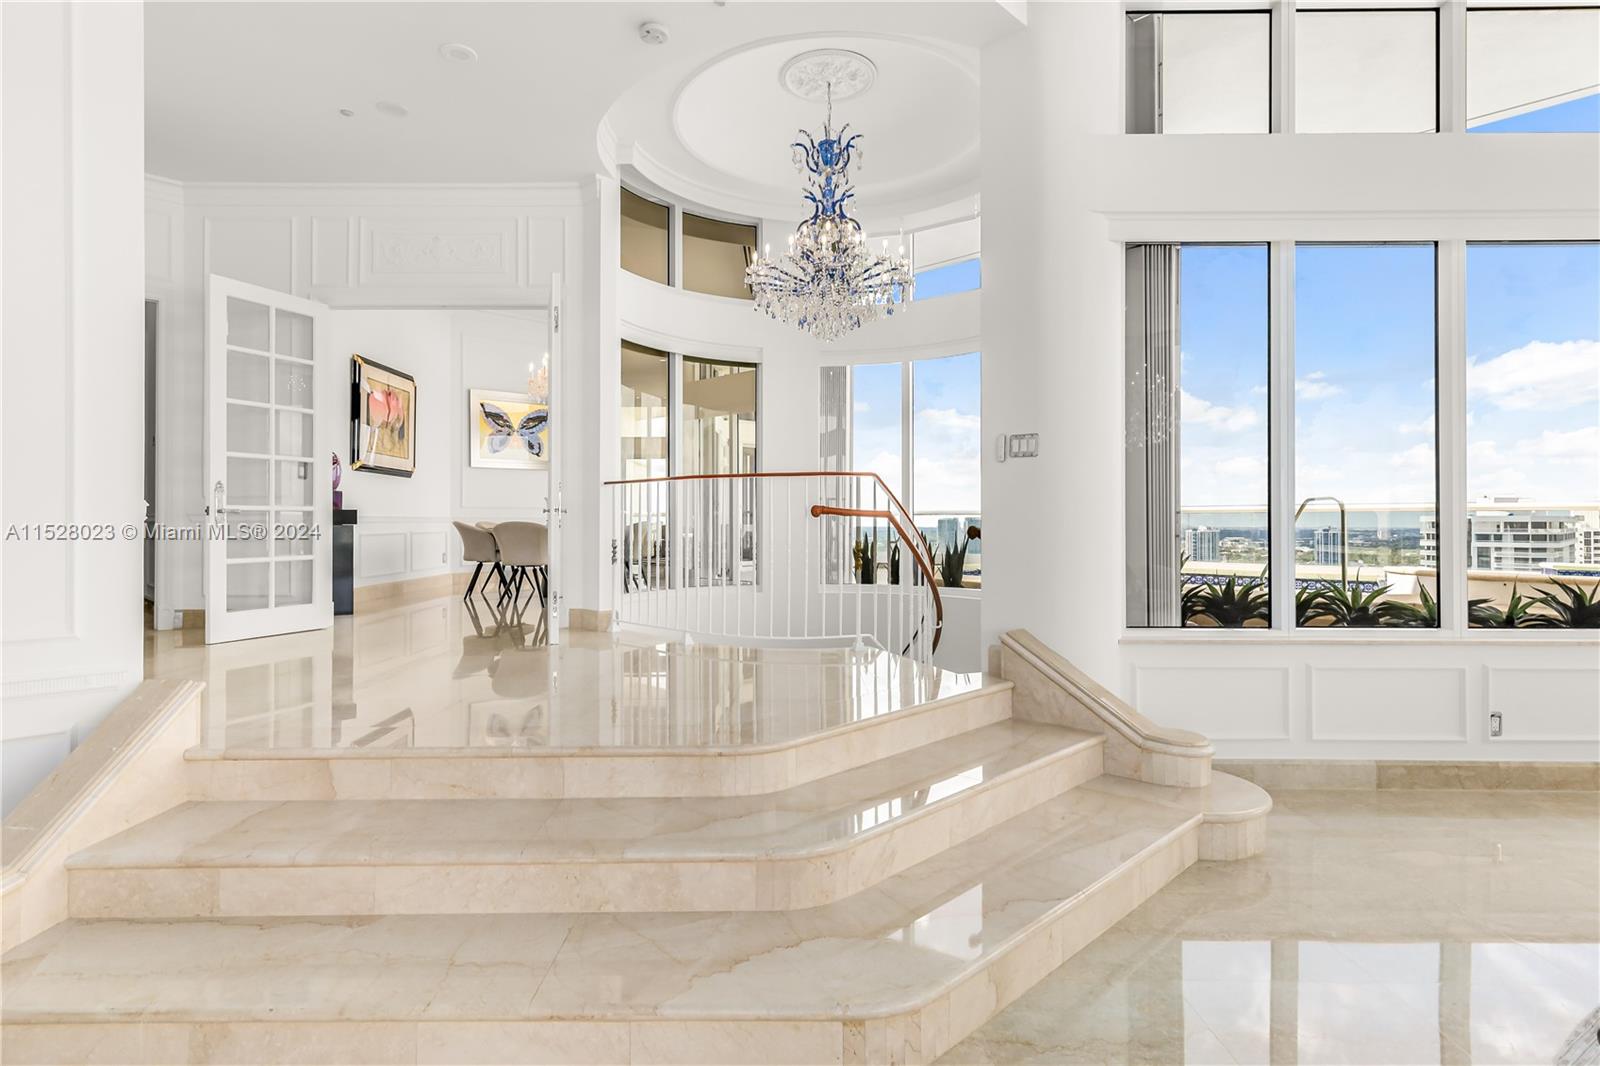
[352,572,468,612]
[568,607,613,632]
[1216,758,1599,792]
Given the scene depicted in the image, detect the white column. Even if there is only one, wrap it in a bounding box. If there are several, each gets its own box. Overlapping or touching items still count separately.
[1,0,146,812]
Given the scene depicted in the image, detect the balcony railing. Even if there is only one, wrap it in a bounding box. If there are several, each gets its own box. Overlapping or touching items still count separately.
[605,471,943,661]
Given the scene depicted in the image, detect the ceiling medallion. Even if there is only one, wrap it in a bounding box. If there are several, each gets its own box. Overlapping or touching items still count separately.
[746,78,913,343]
[779,49,877,103]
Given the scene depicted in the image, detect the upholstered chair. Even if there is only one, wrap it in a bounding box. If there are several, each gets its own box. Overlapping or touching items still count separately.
[452,521,503,602]
[488,521,550,611]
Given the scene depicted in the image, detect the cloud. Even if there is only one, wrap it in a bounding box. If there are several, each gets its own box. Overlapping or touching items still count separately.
[1398,414,1434,436]
[1295,371,1342,401]
[1180,390,1260,432]
[1390,443,1434,471]
[1468,339,1599,412]
[853,400,870,414]
[1467,426,1599,500]
[910,407,981,513]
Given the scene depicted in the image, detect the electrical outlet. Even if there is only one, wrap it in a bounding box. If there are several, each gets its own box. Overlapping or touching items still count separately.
[1489,712,1503,738]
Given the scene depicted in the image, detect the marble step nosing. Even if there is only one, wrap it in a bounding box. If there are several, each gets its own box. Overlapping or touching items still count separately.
[66,742,1108,917]
[183,684,1020,801]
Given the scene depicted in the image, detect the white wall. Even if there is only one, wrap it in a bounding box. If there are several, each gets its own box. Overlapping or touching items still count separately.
[980,2,1600,761]
[318,309,549,589]
[144,183,581,624]
[2,2,146,811]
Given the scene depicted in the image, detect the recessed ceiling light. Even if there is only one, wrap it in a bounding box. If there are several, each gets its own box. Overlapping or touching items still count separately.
[375,101,409,118]
[337,107,355,118]
[438,42,478,63]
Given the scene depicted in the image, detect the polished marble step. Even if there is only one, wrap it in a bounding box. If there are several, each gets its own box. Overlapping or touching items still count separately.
[69,722,1104,917]
[185,677,1016,801]
[3,781,1201,1065]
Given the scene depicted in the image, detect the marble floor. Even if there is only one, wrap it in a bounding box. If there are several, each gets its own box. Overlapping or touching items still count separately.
[145,595,982,752]
[940,789,1600,1066]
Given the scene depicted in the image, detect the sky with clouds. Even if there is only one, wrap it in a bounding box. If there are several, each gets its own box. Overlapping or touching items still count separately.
[850,351,982,520]
[1175,241,1598,522]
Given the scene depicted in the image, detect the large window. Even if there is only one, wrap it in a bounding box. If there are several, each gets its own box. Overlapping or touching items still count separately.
[682,213,756,299]
[1126,244,1270,628]
[1294,243,1437,628]
[1295,10,1438,133]
[620,188,670,285]
[620,341,669,481]
[821,354,983,589]
[1125,11,1271,134]
[910,218,982,301]
[617,342,759,592]
[913,353,983,589]
[1463,242,1599,628]
[1467,7,1600,133]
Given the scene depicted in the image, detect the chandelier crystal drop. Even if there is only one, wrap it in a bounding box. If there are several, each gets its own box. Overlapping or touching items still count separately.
[745,83,913,343]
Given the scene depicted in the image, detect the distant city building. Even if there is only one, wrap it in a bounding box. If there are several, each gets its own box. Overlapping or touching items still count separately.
[1313,527,1343,566]
[1420,499,1581,571]
[1184,526,1219,563]
[1579,525,1600,566]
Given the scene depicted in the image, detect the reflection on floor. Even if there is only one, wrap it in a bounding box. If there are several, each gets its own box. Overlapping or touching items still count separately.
[144,595,982,751]
[939,789,1600,1066]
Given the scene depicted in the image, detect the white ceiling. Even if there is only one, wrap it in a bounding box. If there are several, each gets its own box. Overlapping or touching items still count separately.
[145,1,1018,197]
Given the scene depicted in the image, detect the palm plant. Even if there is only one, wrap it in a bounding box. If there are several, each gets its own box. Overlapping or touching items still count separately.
[1381,583,1441,628]
[939,532,969,588]
[1307,579,1402,627]
[1295,584,1333,626]
[1526,579,1600,628]
[1471,583,1540,628]
[1190,576,1270,627]
[852,532,877,585]
[888,540,902,586]
[1181,580,1208,625]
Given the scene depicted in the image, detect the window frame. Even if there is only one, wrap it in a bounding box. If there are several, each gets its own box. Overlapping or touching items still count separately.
[830,353,985,596]
[1123,1,1597,135]
[619,182,763,300]
[1122,237,1593,645]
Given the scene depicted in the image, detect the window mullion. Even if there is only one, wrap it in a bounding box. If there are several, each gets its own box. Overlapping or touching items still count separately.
[1439,0,1467,134]
[901,361,914,517]
[1269,241,1296,631]
[1273,0,1295,134]
[1437,240,1468,634]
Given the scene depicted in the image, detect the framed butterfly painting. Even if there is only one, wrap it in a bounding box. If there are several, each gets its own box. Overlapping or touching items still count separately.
[468,388,550,470]
[351,355,417,478]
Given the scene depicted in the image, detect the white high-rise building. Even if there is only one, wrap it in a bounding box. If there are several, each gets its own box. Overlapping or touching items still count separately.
[1183,526,1219,562]
[1313,527,1343,566]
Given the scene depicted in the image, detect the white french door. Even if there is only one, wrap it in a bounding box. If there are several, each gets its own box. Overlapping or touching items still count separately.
[544,274,565,642]
[205,275,333,644]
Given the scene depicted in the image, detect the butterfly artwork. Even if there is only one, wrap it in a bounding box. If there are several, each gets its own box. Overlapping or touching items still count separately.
[469,389,551,469]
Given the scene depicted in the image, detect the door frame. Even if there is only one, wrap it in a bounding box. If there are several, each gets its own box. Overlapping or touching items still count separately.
[204,274,334,643]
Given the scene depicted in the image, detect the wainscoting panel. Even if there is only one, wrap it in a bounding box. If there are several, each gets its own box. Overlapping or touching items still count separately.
[408,530,449,574]
[356,531,409,581]
[1132,666,1291,740]
[310,216,353,288]
[1485,666,1600,742]
[1310,666,1468,742]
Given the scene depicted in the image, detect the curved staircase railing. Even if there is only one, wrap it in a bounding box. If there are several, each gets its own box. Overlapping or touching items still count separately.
[604,471,943,661]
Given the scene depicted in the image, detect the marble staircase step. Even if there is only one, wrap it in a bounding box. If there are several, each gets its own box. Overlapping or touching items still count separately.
[184,678,1016,801]
[4,780,1202,1066]
[67,722,1104,917]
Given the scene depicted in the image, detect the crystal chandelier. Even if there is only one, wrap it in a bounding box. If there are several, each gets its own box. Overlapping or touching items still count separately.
[746,82,913,342]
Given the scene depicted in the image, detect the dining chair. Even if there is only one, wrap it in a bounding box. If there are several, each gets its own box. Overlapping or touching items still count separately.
[452,521,504,603]
[488,521,550,611]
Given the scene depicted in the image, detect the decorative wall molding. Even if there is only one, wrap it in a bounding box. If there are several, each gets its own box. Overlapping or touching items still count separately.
[1133,665,1291,741]
[1,670,134,702]
[1309,666,1469,742]
[1485,666,1600,742]
[362,219,517,285]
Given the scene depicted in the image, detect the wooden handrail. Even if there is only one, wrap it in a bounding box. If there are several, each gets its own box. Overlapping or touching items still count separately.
[810,504,943,654]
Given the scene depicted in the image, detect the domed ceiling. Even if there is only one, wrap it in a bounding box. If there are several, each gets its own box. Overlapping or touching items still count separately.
[607,33,980,224]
